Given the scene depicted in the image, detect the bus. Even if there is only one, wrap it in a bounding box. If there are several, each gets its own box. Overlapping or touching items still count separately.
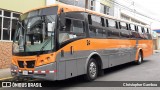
[11,4,153,81]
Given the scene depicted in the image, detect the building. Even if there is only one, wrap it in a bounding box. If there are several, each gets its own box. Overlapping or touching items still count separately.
[114,0,149,25]
[0,0,46,69]
[153,29,160,50]
[47,0,114,16]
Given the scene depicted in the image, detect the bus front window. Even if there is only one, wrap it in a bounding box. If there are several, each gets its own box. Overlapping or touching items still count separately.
[13,15,56,54]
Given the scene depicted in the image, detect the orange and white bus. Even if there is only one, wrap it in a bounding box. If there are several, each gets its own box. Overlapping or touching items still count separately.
[11,4,153,81]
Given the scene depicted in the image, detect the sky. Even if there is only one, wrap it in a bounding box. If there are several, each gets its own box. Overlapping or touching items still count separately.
[132,0,160,29]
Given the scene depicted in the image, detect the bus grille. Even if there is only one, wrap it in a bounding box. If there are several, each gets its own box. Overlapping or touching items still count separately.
[18,61,35,68]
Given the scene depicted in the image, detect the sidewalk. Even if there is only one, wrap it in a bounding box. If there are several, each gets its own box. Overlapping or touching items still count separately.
[0,68,12,80]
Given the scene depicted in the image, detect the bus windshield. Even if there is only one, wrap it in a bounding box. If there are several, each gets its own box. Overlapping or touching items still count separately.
[13,13,57,54]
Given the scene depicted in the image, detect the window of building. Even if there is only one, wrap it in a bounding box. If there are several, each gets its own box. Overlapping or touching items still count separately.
[4,10,11,17]
[100,4,110,15]
[11,19,18,40]
[0,17,1,40]
[0,10,20,41]
[13,13,20,18]
[86,0,95,10]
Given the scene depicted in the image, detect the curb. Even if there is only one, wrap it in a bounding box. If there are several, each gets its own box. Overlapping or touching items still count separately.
[0,77,13,81]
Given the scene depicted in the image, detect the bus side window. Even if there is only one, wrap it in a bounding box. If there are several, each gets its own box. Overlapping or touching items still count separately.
[72,20,85,38]
[108,19,116,28]
[89,25,96,37]
[101,17,105,27]
[106,19,108,27]
[59,19,85,43]
[130,24,135,31]
[88,14,92,25]
[120,22,127,30]
[65,19,72,32]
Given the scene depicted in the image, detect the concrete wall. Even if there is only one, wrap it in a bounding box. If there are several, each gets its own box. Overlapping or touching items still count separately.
[0,42,12,69]
[0,0,46,13]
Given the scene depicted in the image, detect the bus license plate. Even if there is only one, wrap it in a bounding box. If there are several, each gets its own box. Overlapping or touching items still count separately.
[22,71,28,75]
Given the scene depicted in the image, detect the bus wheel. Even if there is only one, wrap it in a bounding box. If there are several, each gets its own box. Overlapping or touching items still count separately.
[84,58,98,81]
[135,52,143,65]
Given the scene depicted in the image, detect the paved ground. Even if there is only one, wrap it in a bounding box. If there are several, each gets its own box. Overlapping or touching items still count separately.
[0,68,11,80]
[1,52,160,90]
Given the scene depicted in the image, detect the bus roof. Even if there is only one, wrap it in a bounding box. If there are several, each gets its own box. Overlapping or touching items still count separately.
[23,3,150,28]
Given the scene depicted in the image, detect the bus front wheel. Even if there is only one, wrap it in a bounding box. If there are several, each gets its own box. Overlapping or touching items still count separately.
[84,58,98,81]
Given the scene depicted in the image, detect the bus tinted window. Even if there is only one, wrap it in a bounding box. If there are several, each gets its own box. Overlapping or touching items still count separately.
[101,17,105,27]
[108,19,116,28]
[144,28,148,33]
[92,15,101,26]
[72,20,85,36]
[89,26,106,38]
[138,26,142,33]
[106,19,108,27]
[88,15,92,25]
[59,19,85,43]
[130,24,135,31]
[120,22,127,30]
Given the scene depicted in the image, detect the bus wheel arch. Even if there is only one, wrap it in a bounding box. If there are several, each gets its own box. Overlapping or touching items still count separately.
[135,49,143,64]
[84,53,103,81]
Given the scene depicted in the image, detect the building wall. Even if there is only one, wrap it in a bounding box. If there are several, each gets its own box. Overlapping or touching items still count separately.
[0,0,46,13]
[0,41,12,69]
[0,0,47,69]
[47,0,114,15]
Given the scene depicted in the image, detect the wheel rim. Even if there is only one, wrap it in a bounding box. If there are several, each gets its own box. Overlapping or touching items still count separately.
[89,62,97,78]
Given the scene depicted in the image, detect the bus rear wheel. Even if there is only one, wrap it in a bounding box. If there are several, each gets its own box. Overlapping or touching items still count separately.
[135,52,143,65]
[84,58,98,81]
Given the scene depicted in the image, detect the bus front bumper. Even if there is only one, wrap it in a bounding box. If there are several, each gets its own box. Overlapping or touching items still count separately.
[11,62,57,81]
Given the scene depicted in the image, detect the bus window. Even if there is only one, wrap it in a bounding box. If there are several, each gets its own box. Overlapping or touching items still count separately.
[108,19,116,28]
[88,14,92,25]
[101,17,105,27]
[130,24,135,31]
[92,15,101,26]
[89,26,106,38]
[72,20,85,37]
[65,19,72,31]
[120,22,127,30]
[138,26,142,33]
[59,19,85,43]
[106,19,108,27]
[96,29,106,38]
[144,27,148,33]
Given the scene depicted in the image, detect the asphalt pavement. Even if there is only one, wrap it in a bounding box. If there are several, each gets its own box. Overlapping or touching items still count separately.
[0,52,160,90]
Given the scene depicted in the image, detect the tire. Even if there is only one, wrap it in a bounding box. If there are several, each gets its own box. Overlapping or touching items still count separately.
[135,52,143,65]
[84,58,98,81]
